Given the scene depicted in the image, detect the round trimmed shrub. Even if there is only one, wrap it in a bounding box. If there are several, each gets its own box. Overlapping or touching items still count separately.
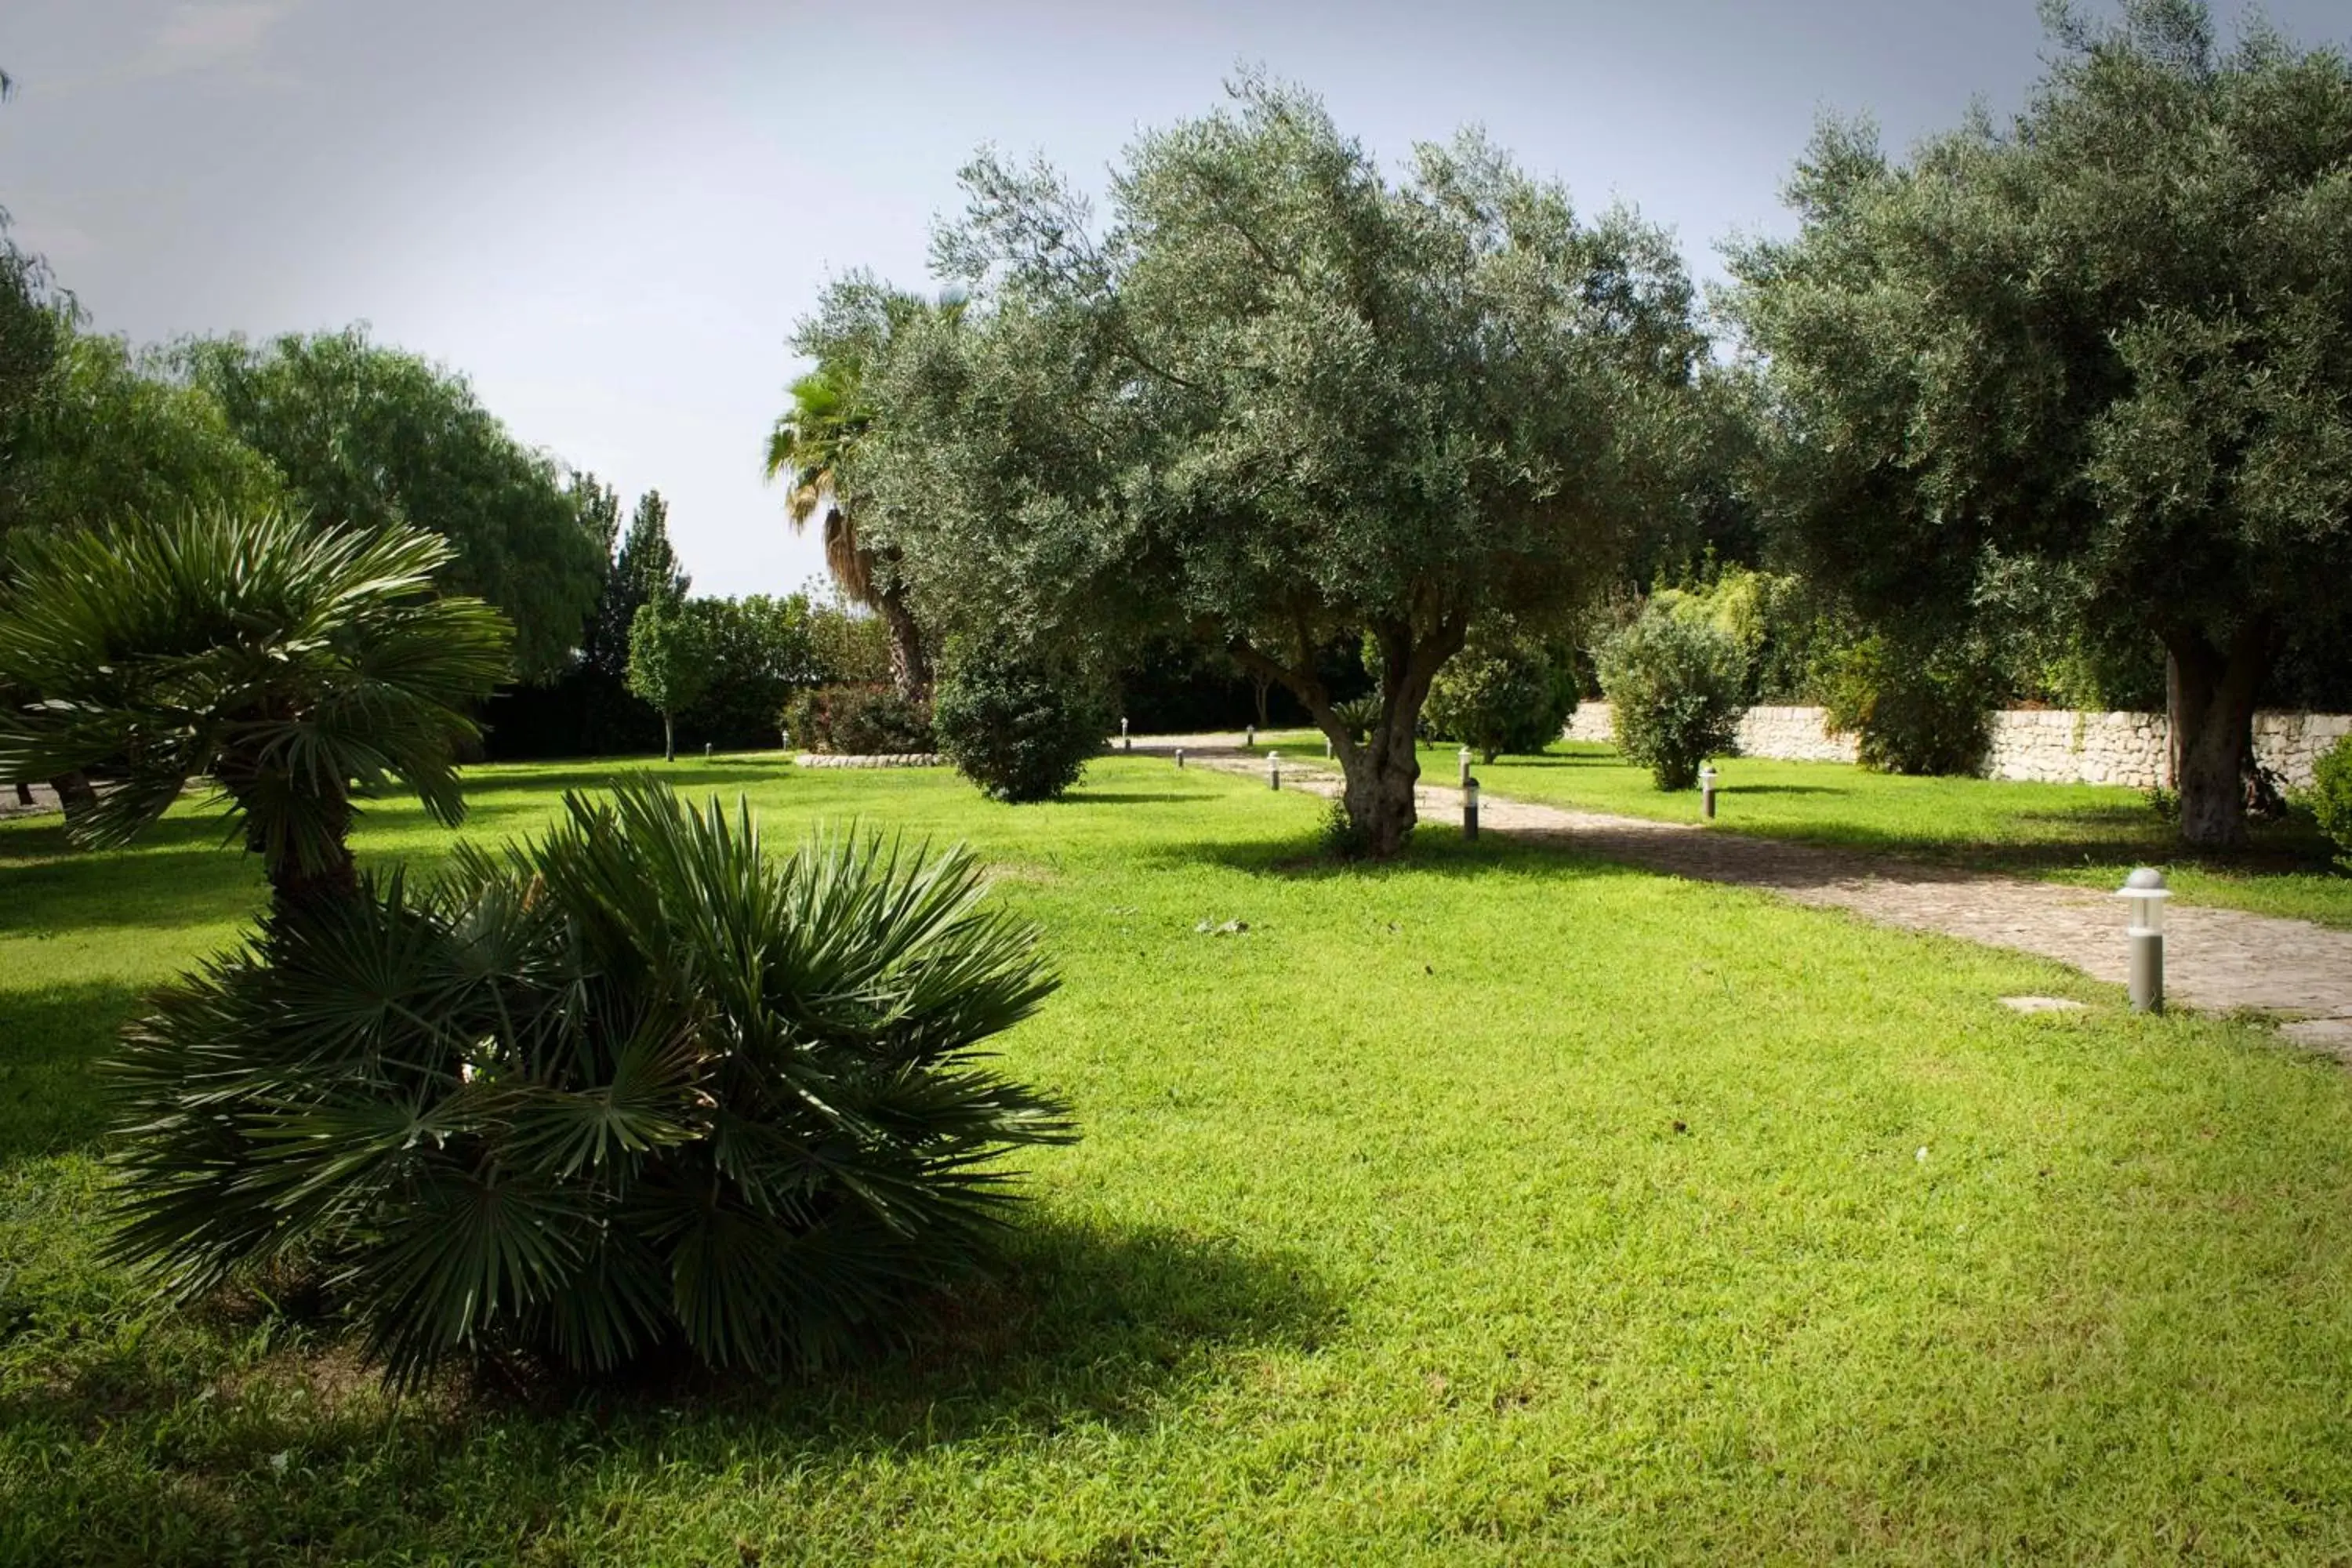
[1425,637,1575,762]
[2313,734,2352,870]
[933,645,1114,803]
[1594,604,1747,790]
[1818,633,1994,776]
[108,780,1073,1384]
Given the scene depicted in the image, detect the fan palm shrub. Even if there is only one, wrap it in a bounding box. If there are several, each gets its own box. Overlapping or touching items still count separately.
[0,509,513,911]
[108,779,1073,1384]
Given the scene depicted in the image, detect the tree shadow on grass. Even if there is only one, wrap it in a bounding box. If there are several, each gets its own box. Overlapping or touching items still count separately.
[0,1217,1341,1563]
[0,818,261,938]
[458,762,793,800]
[0,976,142,1165]
[1142,826,1656,887]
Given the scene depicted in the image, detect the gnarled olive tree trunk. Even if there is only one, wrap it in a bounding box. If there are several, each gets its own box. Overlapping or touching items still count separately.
[1240,615,1465,859]
[878,583,931,702]
[2162,619,2270,851]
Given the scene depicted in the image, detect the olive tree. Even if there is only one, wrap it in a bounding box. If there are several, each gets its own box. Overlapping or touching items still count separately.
[859,78,1701,855]
[1726,0,2352,848]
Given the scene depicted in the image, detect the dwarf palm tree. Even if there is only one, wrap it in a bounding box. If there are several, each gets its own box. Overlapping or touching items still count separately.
[110,780,1073,1383]
[0,509,513,911]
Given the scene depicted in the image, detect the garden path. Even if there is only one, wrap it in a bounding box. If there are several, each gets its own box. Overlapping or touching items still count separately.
[1131,734,2352,1055]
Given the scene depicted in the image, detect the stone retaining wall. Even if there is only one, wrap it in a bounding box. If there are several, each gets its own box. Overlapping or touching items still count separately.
[1563,702,2352,791]
[793,753,944,768]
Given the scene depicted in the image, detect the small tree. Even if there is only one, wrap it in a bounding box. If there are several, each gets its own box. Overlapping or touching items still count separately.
[627,597,710,761]
[1595,604,1748,790]
[0,510,512,913]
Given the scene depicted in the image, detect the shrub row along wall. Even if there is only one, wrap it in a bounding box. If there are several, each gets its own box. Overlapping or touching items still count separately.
[1564,703,2352,790]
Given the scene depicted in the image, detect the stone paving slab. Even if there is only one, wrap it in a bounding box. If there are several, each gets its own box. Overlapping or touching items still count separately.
[1131,735,2352,1031]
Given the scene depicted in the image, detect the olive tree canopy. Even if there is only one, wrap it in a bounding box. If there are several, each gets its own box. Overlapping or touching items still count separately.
[859,78,1704,853]
[1726,0,2352,848]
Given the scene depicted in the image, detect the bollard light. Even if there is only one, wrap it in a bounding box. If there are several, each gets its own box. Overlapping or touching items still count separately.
[1121,717,1131,753]
[1326,735,1334,759]
[1700,764,1719,821]
[2114,867,2171,1014]
[1463,775,1479,841]
[704,742,713,760]
[1458,746,1472,789]
[1269,751,1282,790]
[1174,747,1186,770]
[1246,724,1257,750]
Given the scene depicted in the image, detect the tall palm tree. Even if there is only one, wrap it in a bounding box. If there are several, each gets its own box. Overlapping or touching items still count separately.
[0,509,513,913]
[766,284,947,700]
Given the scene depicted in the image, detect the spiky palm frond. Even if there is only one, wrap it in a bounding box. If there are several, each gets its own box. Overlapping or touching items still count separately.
[108,779,1073,1385]
[0,509,514,906]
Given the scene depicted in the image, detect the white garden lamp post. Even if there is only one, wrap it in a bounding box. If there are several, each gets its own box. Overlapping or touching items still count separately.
[1245,724,1256,750]
[1120,717,1131,752]
[2115,867,2171,1014]
[1463,774,1479,841]
[1700,764,1719,821]
[1458,746,1472,789]
[1174,746,1185,770]
[1269,751,1282,790]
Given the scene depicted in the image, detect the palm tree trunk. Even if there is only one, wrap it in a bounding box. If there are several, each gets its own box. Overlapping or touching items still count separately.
[50,771,98,822]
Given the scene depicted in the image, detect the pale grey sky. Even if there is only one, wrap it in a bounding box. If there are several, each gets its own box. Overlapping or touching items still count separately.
[2,1,2339,596]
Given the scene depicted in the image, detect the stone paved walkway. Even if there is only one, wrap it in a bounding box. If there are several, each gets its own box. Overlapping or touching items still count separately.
[1130,734,2352,1052]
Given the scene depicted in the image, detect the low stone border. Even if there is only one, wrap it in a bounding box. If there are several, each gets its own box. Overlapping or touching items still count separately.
[793,753,944,769]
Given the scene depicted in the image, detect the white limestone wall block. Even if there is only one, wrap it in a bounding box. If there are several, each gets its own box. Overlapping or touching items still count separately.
[1559,703,2351,791]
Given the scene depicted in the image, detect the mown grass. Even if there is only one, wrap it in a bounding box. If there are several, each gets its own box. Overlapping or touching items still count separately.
[1249,732,2350,930]
[5,754,2352,1563]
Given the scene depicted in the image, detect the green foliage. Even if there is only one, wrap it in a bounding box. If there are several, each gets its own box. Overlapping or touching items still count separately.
[1422,626,1575,761]
[626,597,709,759]
[865,74,1704,851]
[782,683,935,756]
[675,594,818,747]
[1817,634,1997,777]
[932,644,1112,803]
[1726,2,2352,844]
[1595,604,1748,790]
[2312,736,2352,872]
[803,588,895,686]
[0,329,281,544]
[0,510,512,909]
[179,328,604,681]
[107,779,1073,1385]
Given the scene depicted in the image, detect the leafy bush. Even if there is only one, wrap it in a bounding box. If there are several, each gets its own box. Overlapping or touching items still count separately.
[932,646,1113,804]
[2313,735,2352,870]
[1424,633,1575,761]
[108,781,1073,1384]
[1593,604,1748,790]
[782,683,935,754]
[1818,633,1995,776]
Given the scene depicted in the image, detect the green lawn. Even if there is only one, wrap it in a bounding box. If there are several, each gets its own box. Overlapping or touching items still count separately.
[1253,732,2352,930]
[8,755,2352,1562]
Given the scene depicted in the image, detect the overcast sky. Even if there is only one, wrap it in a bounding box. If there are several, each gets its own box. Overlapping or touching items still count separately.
[2,1,2340,597]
